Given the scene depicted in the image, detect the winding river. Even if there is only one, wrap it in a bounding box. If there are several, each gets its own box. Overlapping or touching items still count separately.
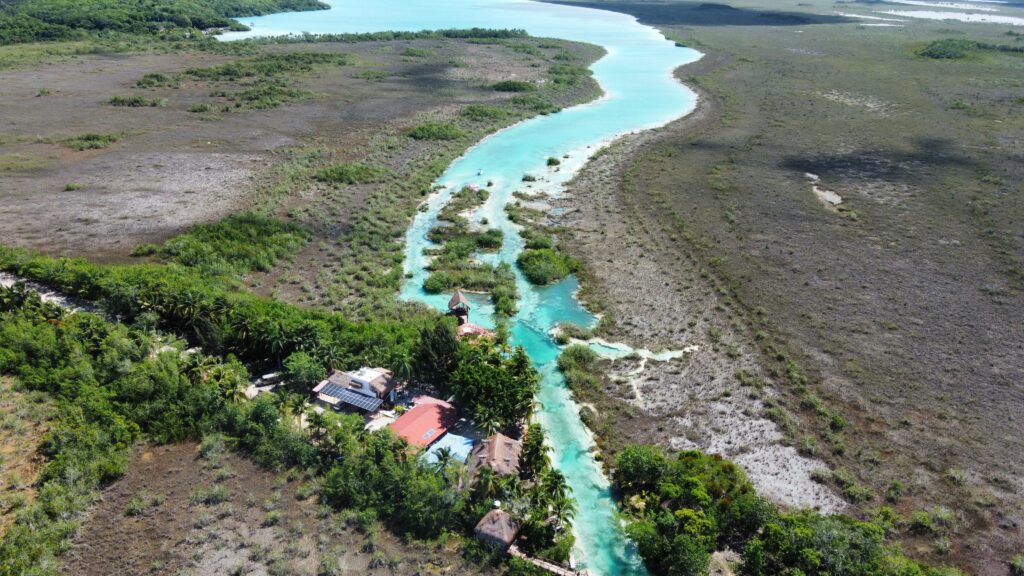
[226,2,701,573]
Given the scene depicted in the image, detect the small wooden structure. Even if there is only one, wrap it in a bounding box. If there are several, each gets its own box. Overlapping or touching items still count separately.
[509,544,589,576]
[448,289,471,325]
[475,508,519,551]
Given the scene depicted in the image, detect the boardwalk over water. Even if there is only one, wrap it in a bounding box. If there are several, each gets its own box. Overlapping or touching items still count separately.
[508,544,590,576]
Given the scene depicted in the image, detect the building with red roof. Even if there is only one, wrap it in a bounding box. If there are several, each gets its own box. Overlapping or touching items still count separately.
[456,322,496,341]
[388,396,457,448]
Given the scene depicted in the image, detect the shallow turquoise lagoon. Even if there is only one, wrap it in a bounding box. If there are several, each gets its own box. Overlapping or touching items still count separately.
[226,2,700,574]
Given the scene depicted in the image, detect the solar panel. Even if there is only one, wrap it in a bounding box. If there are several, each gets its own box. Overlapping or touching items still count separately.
[334,388,383,412]
[320,383,348,399]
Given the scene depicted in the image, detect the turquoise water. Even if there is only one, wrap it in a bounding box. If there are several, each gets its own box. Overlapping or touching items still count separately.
[226,2,700,573]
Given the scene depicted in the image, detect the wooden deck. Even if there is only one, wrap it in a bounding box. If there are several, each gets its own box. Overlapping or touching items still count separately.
[508,544,590,576]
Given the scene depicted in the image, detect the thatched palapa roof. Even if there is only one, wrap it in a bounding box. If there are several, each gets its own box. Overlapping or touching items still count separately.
[474,508,519,550]
[448,289,470,311]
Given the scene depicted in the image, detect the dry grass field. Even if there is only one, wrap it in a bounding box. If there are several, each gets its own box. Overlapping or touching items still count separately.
[62,441,492,576]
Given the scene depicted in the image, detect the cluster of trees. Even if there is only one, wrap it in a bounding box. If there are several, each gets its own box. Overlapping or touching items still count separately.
[413,322,537,433]
[448,341,538,433]
[133,213,310,276]
[612,445,963,576]
[0,287,251,574]
[516,248,580,285]
[917,38,1024,60]
[0,0,328,45]
[0,273,549,571]
[409,122,466,141]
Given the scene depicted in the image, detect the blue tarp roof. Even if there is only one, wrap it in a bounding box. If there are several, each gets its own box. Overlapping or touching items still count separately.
[422,433,474,465]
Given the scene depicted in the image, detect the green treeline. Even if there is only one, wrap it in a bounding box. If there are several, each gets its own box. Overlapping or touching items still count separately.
[0,0,329,45]
[917,38,1024,59]
[0,246,423,370]
[612,444,965,576]
[254,28,529,45]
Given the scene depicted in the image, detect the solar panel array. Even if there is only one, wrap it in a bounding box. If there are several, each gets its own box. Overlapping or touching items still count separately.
[320,383,383,412]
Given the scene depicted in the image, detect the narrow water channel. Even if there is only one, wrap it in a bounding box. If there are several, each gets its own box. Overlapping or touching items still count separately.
[227,2,701,573]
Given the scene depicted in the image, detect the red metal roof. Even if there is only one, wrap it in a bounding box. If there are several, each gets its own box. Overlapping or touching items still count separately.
[388,397,457,448]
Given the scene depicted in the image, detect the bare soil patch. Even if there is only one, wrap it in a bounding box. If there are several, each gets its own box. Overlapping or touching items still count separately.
[62,442,489,576]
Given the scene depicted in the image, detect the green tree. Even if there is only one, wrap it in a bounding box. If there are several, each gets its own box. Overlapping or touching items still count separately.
[283,350,326,391]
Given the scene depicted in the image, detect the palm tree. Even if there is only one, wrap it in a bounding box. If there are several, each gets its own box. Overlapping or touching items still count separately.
[540,468,570,504]
[472,467,501,502]
[183,353,218,385]
[273,391,304,428]
[391,350,415,382]
[286,392,307,428]
[479,414,502,437]
[531,468,571,514]
[549,493,577,526]
[433,446,454,477]
[306,408,328,444]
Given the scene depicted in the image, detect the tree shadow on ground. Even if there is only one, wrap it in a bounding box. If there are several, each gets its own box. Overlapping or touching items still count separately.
[547,1,855,26]
[780,137,979,181]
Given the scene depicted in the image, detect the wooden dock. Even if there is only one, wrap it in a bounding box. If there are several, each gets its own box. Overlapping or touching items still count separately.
[508,544,590,576]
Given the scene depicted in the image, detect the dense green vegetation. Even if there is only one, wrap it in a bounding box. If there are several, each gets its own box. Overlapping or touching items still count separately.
[132,213,311,276]
[0,0,329,45]
[136,71,178,87]
[462,104,507,121]
[612,445,963,576]
[409,121,466,141]
[447,342,538,432]
[61,132,121,150]
[547,63,592,86]
[108,94,161,107]
[493,80,536,92]
[917,38,1024,59]
[183,52,350,80]
[516,248,580,285]
[556,343,599,395]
